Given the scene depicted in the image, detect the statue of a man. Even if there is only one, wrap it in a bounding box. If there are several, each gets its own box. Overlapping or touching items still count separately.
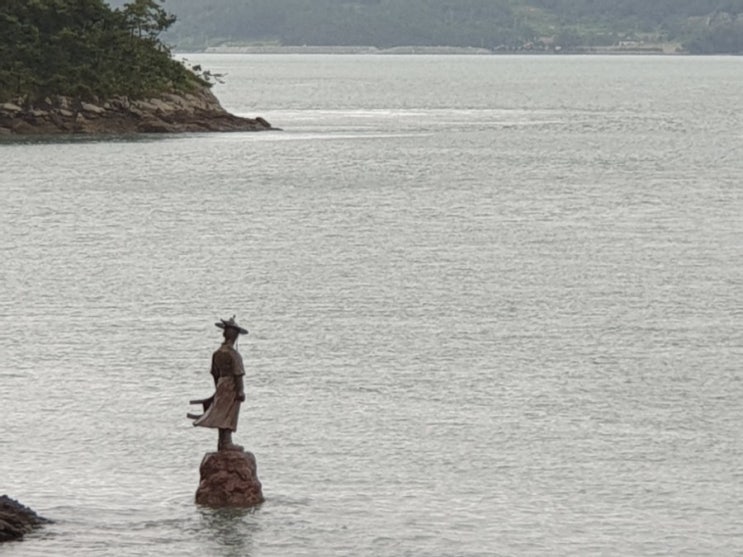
[191,316,248,451]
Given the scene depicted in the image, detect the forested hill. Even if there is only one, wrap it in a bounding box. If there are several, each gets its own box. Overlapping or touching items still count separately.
[143,0,743,54]
[0,0,205,103]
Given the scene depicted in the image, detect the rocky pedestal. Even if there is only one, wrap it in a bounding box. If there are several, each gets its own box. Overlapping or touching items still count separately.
[0,496,50,543]
[195,451,264,508]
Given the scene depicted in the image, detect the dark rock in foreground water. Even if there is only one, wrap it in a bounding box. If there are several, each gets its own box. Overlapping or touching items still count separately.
[0,86,276,136]
[196,451,264,508]
[0,495,50,543]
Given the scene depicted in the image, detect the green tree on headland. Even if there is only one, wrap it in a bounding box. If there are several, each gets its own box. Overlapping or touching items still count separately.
[0,0,205,104]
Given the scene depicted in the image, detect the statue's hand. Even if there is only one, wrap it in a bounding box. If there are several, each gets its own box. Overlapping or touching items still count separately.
[237,392,245,402]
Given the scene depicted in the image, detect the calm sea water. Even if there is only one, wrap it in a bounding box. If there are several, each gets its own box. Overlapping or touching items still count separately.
[1,55,742,556]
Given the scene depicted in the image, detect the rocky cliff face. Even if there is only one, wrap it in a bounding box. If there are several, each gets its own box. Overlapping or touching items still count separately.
[0,87,274,136]
[195,451,264,508]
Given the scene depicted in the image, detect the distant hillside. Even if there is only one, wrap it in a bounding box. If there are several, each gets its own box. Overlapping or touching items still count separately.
[142,0,743,54]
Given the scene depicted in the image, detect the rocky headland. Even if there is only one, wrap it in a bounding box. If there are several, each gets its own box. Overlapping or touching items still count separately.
[0,86,275,136]
[0,495,50,543]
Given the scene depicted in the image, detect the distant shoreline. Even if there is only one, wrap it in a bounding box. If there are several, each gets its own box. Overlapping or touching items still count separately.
[193,44,693,56]
[200,45,492,55]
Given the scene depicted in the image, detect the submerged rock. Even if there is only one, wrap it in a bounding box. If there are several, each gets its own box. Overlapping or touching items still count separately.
[0,495,50,543]
[195,451,264,508]
[0,86,277,136]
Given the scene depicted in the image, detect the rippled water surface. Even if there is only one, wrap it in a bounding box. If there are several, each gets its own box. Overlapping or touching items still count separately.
[1,55,742,556]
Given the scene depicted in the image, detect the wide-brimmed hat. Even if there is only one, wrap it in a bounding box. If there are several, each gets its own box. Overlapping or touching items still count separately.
[215,316,248,335]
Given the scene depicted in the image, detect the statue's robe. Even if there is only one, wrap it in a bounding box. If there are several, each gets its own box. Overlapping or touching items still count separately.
[193,343,245,432]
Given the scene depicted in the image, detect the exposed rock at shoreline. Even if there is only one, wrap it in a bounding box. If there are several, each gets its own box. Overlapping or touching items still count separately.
[0,86,275,136]
[195,450,264,508]
[0,495,50,543]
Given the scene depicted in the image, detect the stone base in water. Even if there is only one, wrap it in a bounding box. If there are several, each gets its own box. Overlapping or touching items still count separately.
[0,495,50,543]
[195,451,264,508]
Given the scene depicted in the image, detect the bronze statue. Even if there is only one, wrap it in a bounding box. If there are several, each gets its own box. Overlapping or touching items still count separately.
[189,316,248,451]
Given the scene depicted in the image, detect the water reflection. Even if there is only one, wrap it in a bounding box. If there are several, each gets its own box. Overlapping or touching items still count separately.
[0,132,176,145]
[198,506,261,557]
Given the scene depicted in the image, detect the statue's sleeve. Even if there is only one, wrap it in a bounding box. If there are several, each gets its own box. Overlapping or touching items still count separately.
[210,353,219,385]
[233,351,245,377]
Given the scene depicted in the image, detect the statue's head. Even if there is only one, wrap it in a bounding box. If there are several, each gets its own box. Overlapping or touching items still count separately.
[215,316,249,339]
